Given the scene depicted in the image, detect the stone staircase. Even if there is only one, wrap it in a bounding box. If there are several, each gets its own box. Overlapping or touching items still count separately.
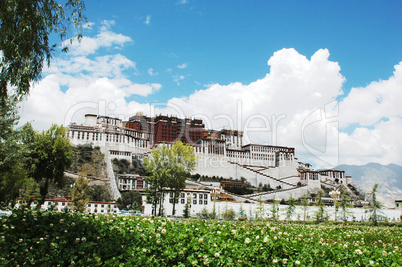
[230,161,295,188]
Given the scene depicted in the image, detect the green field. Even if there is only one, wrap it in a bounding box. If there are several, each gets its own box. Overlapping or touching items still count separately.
[1,210,401,266]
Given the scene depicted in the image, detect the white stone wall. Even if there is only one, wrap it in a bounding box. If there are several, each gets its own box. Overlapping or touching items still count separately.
[247,186,309,202]
[193,153,299,189]
[143,190,212,217]
[142,200,401,221]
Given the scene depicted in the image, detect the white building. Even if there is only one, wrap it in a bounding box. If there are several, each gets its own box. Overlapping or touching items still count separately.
[117,174,148,191]
[68,113,353,203]
[143,188,211,217]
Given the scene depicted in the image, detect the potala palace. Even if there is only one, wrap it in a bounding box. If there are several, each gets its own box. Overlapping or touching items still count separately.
[68,113,354,211]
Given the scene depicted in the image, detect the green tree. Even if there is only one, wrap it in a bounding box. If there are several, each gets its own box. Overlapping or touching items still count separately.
[0,0,86,104]
[314,190,326,222]
[183,202,190,218]
[339,188,353,222]
[19,177,41,209]
[28,124,73,205]
[0,99,32,206]
[238,203,246,220]
[117,191,142,211]
[285,195,296,221]
[88,184,111,202]
[329,189,341,221]
[256,197,265,219]
[143,141,197,216]
[71,175,89,213]
[367,183,383,225]
[223,207,236,221]
[270,197,279,221]
[167,141,197,216]
[301,194,309,221]
[144,144,170,216]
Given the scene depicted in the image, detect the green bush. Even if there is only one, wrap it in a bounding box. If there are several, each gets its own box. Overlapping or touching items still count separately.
[1,209,401,266]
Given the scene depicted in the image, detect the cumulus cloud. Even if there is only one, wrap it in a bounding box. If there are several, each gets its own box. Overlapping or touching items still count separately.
[339,62,402,128]
[20,35,402,168]
[20,75,161,130]
[62,20,133,56]
[19,22,160,130]
[160,49,401,168]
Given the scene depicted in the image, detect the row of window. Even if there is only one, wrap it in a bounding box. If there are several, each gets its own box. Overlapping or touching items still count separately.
[169,199,208,205]
[87,209,118,213]
[178,193,209,199]
[87,204,117,208]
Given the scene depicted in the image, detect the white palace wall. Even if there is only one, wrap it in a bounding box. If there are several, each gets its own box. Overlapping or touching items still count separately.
[193,153,298,189]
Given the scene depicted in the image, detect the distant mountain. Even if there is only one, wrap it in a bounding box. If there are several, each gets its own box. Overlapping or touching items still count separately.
[333,163,402,208]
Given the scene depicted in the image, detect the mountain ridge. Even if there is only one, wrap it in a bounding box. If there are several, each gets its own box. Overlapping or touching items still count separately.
[333,163,402,207]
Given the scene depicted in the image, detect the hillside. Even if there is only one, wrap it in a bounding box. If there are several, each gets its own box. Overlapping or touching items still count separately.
[334,163,402,208]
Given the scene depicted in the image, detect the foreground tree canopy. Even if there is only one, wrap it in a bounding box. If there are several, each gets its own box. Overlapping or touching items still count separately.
[143,141,197,216]
[0,98,29,204]
[0,0,86,103]
[0,96,72,206]
[28,124,73,205]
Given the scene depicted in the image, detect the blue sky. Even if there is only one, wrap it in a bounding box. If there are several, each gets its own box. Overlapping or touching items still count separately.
[20,0,402,168]
[79,0,401,102]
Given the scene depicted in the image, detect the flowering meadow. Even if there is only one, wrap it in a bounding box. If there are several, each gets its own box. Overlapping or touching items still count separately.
[0,210,401,266]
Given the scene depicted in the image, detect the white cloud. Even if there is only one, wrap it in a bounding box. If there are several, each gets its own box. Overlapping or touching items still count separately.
[173,74,186,85]
[20,75,162,130]
[19,22,160,130]
[62,20,133,56]
[124,83,162,97]
[145,15,151,25]
[83,22,94,29]
[159,49,402,168]
[339,117,402,166]
[21,37,402,168]
[177,63,188,69]
[47,54,136,79]
[339,62,402,128]
[148,68,158,76]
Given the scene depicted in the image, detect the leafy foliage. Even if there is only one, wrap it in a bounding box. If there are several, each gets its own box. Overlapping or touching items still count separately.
[112,158,145,175]
[144,141,197,216]
[285,195,296,220]
[1,210,401,266]
[71,175,89,213]
[367,183,383,225]
[117,191,142,211]
[27,124,73,204]
[0,99,31,205]
[270,197,279,221]
[315,190,327,222]
[70,145,105,178]
[88,184,111,202]
[0,0,86,103]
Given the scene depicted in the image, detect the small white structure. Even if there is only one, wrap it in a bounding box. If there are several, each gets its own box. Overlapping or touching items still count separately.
[143,188,211,217]
[86,201,119,214]
[117,174,148,191]
[16,196,119,214]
